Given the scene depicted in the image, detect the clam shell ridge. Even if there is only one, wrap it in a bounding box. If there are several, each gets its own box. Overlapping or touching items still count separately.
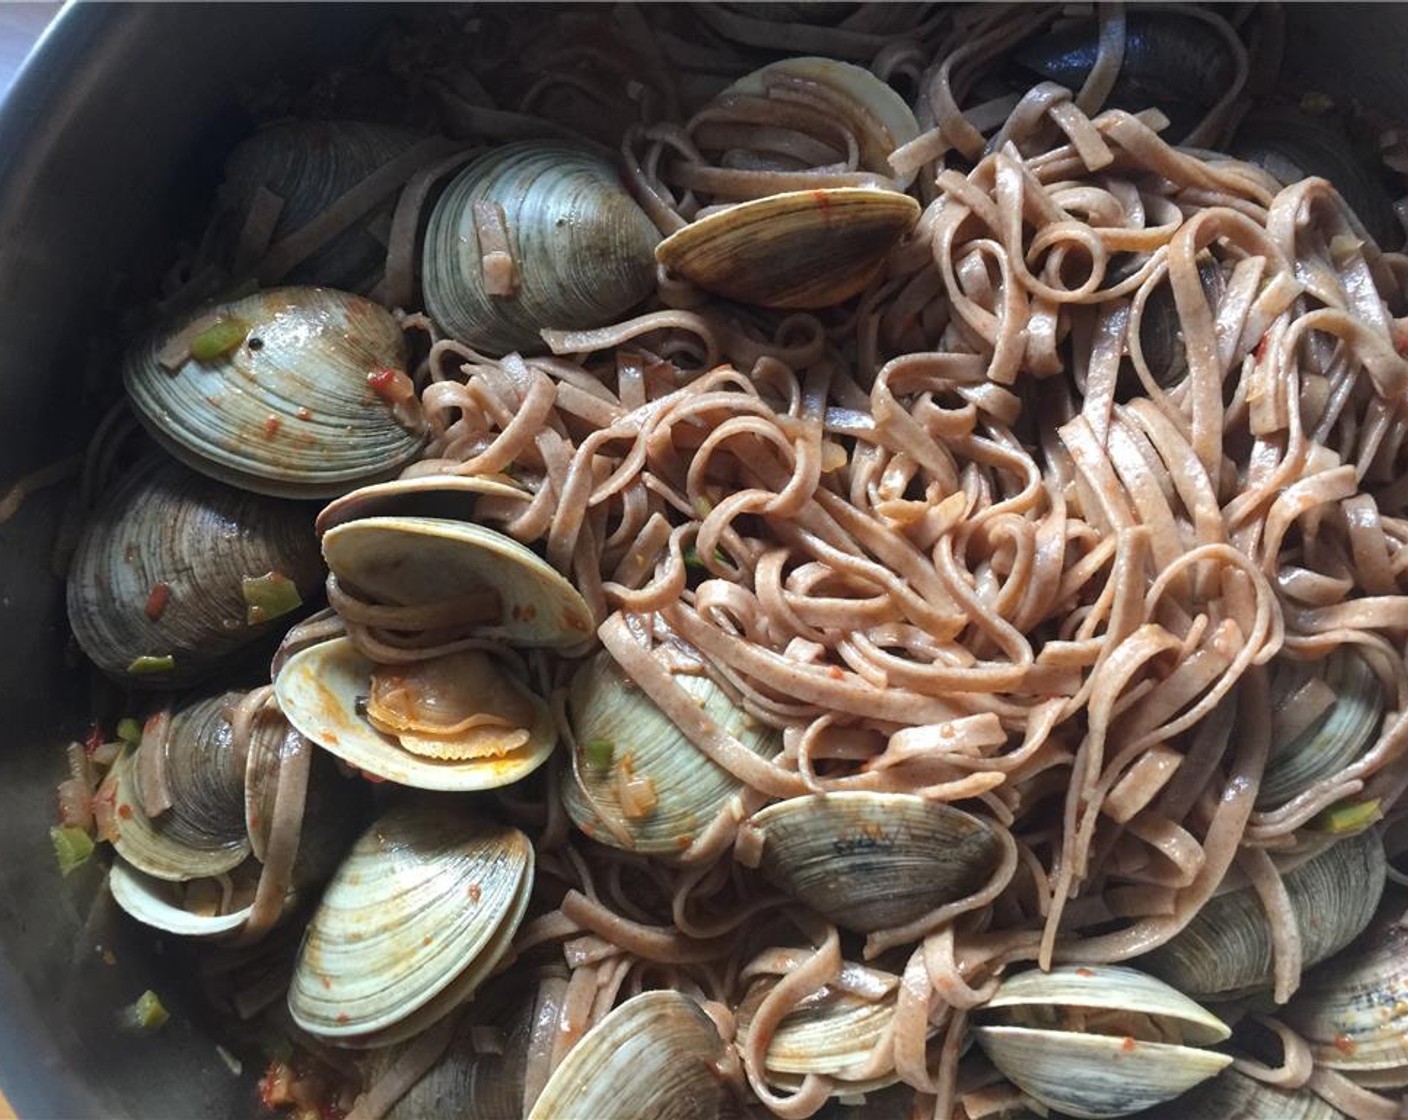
[273,637,558,792]
[124,287,424,499]
[288,803,533,1044]
[527,990,749,1120]
[66,455,324,688]
[422,140,660,356]
[746,791,1005,934]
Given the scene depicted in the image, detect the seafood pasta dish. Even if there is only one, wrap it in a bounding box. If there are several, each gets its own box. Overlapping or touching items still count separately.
[34,4,1408,1119]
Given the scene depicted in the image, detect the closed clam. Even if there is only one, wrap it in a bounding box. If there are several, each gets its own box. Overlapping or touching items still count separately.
[212,120,441,291]
[972,964,1233,1119]
[526,990,749,1120]
[289,802,533,1048]
[124,287,425,499]
[422,140,660,355]
[274,638,557,791]
[1142,828,1386,1001]
[1261,647,1384,810]
[66,455,323,687]
[1284,887,1408,1090]
[738,791,1007,936]
[562,650,782,855]
[314,474,527,537]
[655,187,920,309]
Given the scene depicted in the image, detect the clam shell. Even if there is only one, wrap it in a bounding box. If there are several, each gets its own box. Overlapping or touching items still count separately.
[422,140,659,355]
[526,990,749,1120]
[217,120,427,291]
[719,56,920,188]
[66,455,324,688]
[124,287,425,499]
[563,651,782,854]
[288,803,533,1047]
[746,791,1005,934]
[1284,888,1408,1088]
[1143,828,1387,1000]
[974,964,1233,1120]
[109,857,254,940]
[736,976,896,1083]
[274,637,558,791]
[1138,1066,1353,1119]
[322,517,593,650]
[655,187,919,309]
[315,474,528,536]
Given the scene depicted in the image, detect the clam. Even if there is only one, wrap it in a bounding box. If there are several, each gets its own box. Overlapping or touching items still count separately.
[102,693,252,882]
[526,990,750,1120]
[1135,1066,1352,1119]
[274,638,557,791]
[562,650,783,854]
[314,474,527,536]
[739,791,1006,935]
[1284,887,1408,1090]
[319,516,594,651]
[212,120,435,291]
[108,858,260,941]
[1261,647,1384,810]
[735,968,899,1096]
[288,802,533,1049]
[421,140,660,355]
[972,964,1233,1119]
[1013,10,1237,142]
[124,286,425,499]
[66,455,323,688]
[654,187,920,309]
[1230,109,1399,248]
[1142,828,1386,1001]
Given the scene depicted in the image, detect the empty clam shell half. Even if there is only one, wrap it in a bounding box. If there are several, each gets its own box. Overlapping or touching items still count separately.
[744,791,1005,934]
[289,803,533,1048]
[314,474,527,536]
[655,187,920,309]
[527,990,749,1120]
[124,287,425,498]
[274,638,557,791]
[109,857,255,940]
[973,964,1233,1120]
[321,517,594,650]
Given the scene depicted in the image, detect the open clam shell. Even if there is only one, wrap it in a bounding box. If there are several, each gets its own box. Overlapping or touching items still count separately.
[274,637,557,791]
[321,516,594,650]
[109,857,258,940]
[655,187,920,309]
[744,791,1005,934]
[315,474,528,536]
[422,140,660,356]
[289,802,533,1048]
[526,990,749,1120]
[1137,1066,1353,1119]
[973,964,1233,1120]
[124,287,425,499]
[562,650,782,854]
[1142,828,1387,1000]
[1284,887,1408,1089]
[66,455,323,688]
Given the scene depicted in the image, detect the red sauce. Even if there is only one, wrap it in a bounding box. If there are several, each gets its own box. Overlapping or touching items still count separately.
[1253,333,1271,362]
[83,724,106,756]
[1075,967,1097,977]
[296,407,312,421]
[117,803,134,820]
[366,368,404,401]
[1333,1034,1357,1055]
[467,883,482,904]
[1120,1036,1136,1052]
[812,189,832,214]
[144,581,171,621]
[263,415,282,438]
[827,665,845,680]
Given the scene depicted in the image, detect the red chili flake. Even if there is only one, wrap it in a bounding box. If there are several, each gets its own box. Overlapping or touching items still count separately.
[812,189,832,213]
[296,407,312,421]
[827,665,845,681]
[1075,967,1097,977]
[263,415,282,438]
[422,936,433,947]
[677,834,694,850]
[1333,1034,1357,1055]
[335,1012,350,1024]
[83,724,106,756]
[366,367,409,402]
[144,581,171,621]
[118,803,134,820]
[467,884,482,904]
[1120,1036,1137,1052]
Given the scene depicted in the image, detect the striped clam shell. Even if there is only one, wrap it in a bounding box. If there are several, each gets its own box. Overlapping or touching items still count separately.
[124,287,425,499]
[288,802,533,1048]
[66,455,323,688]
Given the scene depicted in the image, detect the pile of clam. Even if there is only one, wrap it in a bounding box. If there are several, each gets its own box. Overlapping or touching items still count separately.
[48,6,1408,1120]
